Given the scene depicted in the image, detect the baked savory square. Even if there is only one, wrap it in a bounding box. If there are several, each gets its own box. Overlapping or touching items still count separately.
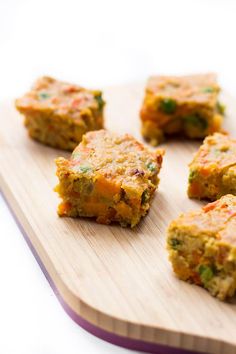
[15,76,105,151]
[55,130,164,227]
[140,73,225,146]
[167,195,236,300]
[188,133,236,200]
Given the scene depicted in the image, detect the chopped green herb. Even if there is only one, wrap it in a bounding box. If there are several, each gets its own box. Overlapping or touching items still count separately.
[95,93,105,111]
[72,151,80,159]
[160,98,177,114]
[147,162,156,172]
[188,170,197,183]
[184,114,208,131]
[213,148,221,157]
[198,264,214,284]
[216,101,226,115]
[202,87,214,93]
[170,238,182,250]
[141,190,149,204]
[38,92,50,100]
[78,165,91,173]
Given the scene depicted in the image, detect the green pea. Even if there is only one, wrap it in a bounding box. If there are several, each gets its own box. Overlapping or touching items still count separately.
[38,92,50,100]
[184,114,208,131]
[160,98,176,114]
[146,162,156,172]
[95,93,105,111]
[198,264,214,284]
[170,238,182,250]
[216,101,226,115]
[188,170,198,183]
[78,165,91,173]
[141,190,149,204]
[202,87,214,93]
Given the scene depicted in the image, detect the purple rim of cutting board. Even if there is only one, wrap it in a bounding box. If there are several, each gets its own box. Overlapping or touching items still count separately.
[2,191,203,354]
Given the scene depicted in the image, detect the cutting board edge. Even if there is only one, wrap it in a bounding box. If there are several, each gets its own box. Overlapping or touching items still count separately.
[1,173,235,354]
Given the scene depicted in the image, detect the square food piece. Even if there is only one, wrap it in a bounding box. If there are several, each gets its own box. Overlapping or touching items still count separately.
[188,133,236,200]
[167,195,236,300]
[140,73,225,145]
[55,130,164,227]
[15,76,105,151]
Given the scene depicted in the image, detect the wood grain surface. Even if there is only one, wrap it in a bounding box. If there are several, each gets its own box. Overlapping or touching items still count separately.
[0,83,236,354]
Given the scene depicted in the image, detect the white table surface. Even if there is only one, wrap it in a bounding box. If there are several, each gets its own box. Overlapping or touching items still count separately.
[1,1,236,353]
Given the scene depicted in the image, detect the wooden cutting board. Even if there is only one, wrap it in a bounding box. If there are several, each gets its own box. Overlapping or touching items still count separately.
[0,83,236,354]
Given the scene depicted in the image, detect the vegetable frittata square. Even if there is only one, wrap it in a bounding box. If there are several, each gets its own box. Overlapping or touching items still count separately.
[188,133,236,200]
[55,130,164,227]
[140,73,224,146]
[167,195,236,300]
[15,76,105,151]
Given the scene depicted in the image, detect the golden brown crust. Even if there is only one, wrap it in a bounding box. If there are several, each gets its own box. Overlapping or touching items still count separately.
[15,76,105,150]
[167,195,236,300]
[188,133,236,200]
[146,73,219,105]
[140,73,224,145]
[55,130,164,227]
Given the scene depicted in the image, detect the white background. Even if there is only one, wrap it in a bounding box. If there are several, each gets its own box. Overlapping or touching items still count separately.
[0,1,236,353]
